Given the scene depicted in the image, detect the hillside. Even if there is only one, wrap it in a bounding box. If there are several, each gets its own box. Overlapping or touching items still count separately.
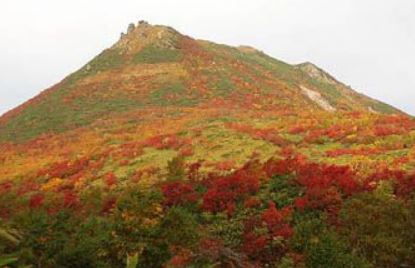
[1,22,415,268]
[0,21,401,143]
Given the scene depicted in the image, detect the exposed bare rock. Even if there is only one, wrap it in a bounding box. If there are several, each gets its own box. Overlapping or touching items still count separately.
[368,106,380,114]
[113,21,182,53]
[127,23,135,34]
[300,85,336,112]
[295,62,339,86]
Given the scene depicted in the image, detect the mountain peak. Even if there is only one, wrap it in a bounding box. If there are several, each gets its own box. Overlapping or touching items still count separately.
[114,21,182,54]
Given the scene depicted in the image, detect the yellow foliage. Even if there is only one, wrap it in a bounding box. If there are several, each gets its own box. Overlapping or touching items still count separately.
[41,177,64,192]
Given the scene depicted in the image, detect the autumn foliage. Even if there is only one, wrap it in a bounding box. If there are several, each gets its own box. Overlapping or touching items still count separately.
[1,22,415,267]
[202,162,261,215]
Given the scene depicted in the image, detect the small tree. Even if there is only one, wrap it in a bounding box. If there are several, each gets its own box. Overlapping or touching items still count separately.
[166,156,186,181]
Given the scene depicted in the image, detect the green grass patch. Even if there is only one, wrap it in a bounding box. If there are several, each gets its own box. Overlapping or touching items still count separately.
[149,82,198,106]
[133,45,183,64]
[0,88,142,143]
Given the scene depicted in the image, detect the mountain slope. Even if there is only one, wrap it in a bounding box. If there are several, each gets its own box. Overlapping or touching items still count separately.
[0,21,402,143]
[1,22,415,268]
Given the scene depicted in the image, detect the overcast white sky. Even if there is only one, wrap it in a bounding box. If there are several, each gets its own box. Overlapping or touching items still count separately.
[0,0,414,115]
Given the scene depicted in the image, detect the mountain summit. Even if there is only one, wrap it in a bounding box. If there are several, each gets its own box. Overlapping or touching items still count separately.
[0,21,401,142]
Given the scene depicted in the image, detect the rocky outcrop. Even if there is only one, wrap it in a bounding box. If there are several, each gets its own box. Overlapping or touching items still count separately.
[295,62,339,85]
[127,23,135,34]
[300,85,336,112]
[114,21,182,53]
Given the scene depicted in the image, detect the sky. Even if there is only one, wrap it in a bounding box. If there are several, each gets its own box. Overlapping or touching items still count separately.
[1,0,414,115]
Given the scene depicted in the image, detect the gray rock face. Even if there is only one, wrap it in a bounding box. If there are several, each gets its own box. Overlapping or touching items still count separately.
[127,23,135,33]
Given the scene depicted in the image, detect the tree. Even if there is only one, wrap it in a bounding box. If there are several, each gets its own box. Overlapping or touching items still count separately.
[166,156,186,181]
[340,192,415,267]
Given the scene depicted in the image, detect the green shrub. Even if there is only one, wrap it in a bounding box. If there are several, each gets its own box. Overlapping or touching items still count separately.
[340,192,415,267]
[291,216,370,268]
[159,207,199,247]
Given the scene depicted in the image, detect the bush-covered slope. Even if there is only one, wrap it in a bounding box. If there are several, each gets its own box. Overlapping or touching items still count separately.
[0,22,414,267]
[0,22,402,143]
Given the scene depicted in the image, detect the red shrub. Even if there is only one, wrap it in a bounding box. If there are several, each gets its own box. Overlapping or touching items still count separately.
[304,129,326,143]
[325,124,351,140]
[29,193,44,209]
[105,172,118,187]
[244,196,261,208]
[254,128,287,146]
[292,163,361,223]
[373,125,405,137]
[261,202,293,239]
[187,161,203,181]
[119,142,143,158]
[161,181,198,207]
[289,125,307,134]
[17,181,39,195]
[215,160,235,172]
[294,197,308,211]
[395,173,415,198]
[226,123,288,146]
[39,158,89,179]
[63,191,79,208]
[198,238,224,261]
[346,111,362,119]
[263,156,305,177]
[302,124,354,143]
[179,146,194,157]
[119,159,130,166]
[242,232,268,258]
[202,170,260,214]
[392,157,409,166]
[242,203,293,263]
[0,181,13,194]
[295,187,342,221]
[375,115,415,131]
[167,249,192,267]
[102,197,117,214]
[297,164,359,196]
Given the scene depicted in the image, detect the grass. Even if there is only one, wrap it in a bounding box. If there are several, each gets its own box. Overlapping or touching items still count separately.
[150,82,198,106]
[0,89,142,143]
[133,45,183,64]
[188,125,277,171]
[67,48,126,84]
[214,76,235,96]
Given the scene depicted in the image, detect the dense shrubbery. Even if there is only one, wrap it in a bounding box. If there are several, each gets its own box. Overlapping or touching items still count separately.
[1,155,415,267]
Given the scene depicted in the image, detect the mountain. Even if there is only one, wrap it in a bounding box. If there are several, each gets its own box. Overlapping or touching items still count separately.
[1,22,415,268]
[0,21,402,143]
